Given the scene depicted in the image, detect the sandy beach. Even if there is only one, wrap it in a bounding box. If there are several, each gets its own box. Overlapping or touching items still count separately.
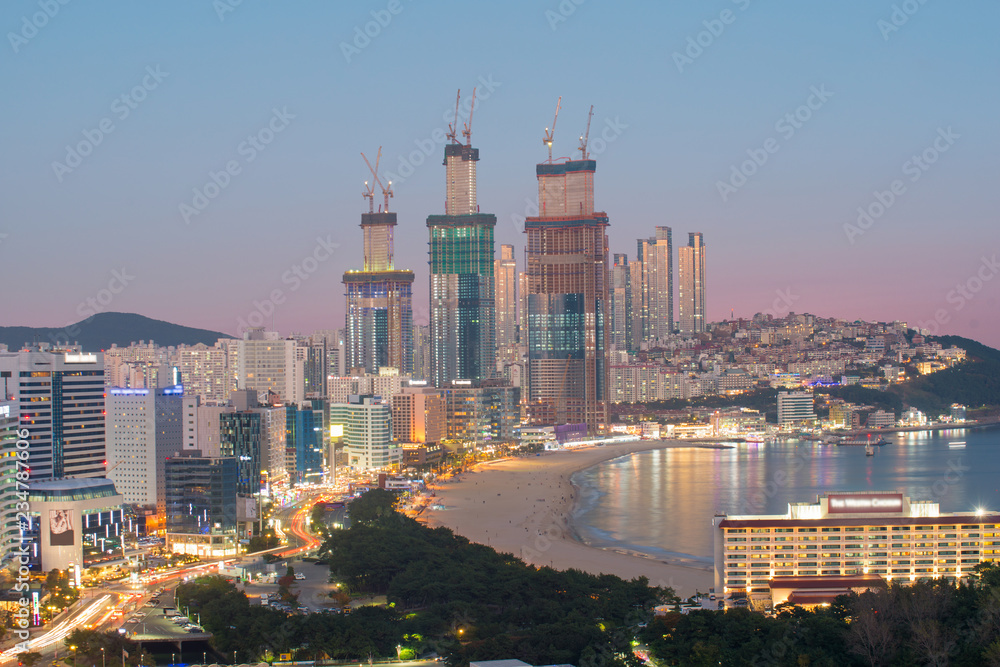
[420,440,716,597]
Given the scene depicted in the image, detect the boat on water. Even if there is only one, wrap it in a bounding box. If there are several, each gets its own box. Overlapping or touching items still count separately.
[949,441,967,448]
[865,443,875,456]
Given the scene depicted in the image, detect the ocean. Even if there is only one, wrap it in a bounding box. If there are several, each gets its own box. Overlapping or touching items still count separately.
[569,425,1000,566]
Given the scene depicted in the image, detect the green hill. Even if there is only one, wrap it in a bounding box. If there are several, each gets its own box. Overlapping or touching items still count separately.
[890,334,1000,414]
[0,312,232,351]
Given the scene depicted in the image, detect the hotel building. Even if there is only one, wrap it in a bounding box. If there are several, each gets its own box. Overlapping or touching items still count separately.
[714,492,999,601]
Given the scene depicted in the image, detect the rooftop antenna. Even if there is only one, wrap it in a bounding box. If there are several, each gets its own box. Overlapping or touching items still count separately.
[447,89,461,144]
[543,96,562,163]
[578,104,594,160]
[462,87,477,147]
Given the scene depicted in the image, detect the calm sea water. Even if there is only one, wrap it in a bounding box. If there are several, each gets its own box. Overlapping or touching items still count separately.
[570,426,1000,566]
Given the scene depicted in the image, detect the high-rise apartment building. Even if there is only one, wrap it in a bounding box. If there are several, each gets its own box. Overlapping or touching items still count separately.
[628,259,643,350]
[174,342,233,404]
[105,385,184,514]
[344,201,414,375]
[495,244,518,367]
[237,329,304,405]
[427,130,496,387]
[524,155,610,433]
[610,253,633,351]
[330,395,398,471]
[392,385,446,444]
[0,347,106,479]
[442,380,520,446]
[0,402,20,564]
[638,226,673,340]
[678,232,706,335]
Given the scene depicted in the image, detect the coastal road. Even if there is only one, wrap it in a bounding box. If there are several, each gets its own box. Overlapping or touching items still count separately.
[0,593,117,664]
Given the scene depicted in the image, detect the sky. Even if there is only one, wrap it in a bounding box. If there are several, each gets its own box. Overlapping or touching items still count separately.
[2,1,999,347]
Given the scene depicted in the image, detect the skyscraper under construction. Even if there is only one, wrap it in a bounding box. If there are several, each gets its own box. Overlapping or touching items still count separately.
[344,150,414,375]
[426,89,496,387]
[523,102,609,433]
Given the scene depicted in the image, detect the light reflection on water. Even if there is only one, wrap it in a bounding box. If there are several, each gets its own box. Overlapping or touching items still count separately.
[570,426,1000,563]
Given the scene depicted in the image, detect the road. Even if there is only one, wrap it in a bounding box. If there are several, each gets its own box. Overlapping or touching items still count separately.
[0,490,336,664]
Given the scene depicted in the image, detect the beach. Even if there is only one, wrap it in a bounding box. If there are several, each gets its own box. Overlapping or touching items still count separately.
[420,440,716,597]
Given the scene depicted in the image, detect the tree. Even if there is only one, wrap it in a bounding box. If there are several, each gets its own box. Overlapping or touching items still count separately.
[347,489,400,526]
[17,652,42,667]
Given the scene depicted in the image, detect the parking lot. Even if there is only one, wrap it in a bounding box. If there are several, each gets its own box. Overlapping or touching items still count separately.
[120,590,211,640]
[240,557,340,613]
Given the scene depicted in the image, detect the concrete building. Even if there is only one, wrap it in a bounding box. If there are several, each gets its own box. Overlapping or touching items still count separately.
[219,411,262,536]
[427,129,496,387]
[678,232,706,335]
[523,156,609,433]
[237,329,304,405]
[392,384,446,445]
[181,396,234,457]
[164,453,237,557]
[495,244,519,367]
[777,391,816,426]
[638,226,673,340]
[713,492,1000,601]
[285,401,326,486]
[104,385,184,515]
[330,395,398,471]
[25,478,124,572]
[442,380,520,447]
[173,342,234,404]
[0,347,106,480]
[343,204,415,375]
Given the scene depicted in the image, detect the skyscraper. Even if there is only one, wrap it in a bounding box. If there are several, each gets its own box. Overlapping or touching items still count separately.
[678,232,706,335]
[638,226,673,341]
[237,329,304,404]
[427,106,496,387]
[0,346,106,480]
[524,153,610,433]
[495,244,518,367]
[344,197,415,376]
[610,253,633,351]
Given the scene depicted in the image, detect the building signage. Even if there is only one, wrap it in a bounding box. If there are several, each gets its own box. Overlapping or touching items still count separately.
[64,353,98,363]
[828,493,903,514]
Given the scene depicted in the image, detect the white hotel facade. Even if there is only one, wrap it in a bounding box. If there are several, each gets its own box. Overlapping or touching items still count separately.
[714,492,999,598]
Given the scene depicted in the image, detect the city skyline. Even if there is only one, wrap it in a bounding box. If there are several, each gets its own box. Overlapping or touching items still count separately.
[2,2,999,348]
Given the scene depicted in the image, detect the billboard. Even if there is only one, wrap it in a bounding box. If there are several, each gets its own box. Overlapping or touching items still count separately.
[827,493,903,514]
[49,509,75,546]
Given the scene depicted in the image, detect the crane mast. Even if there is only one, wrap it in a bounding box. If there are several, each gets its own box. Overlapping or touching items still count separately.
[543,96,562,163]
[578,105,594,160]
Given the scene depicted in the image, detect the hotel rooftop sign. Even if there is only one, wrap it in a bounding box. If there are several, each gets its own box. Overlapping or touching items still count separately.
[828,493,903,514]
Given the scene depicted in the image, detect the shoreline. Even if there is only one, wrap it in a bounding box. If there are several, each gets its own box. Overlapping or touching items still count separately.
[420,439,716,596]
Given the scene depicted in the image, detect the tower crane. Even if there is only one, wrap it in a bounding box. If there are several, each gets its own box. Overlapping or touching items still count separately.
[578,105,594,160]
[543,96,562,163]
[446,89,461,144]
[361,148,379,214]
[462,87,477,147]
[362,146,393,212]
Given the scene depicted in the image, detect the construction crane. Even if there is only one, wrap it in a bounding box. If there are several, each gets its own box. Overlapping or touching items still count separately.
[360,148,379,213]
[462,87,477,147]
[543,96,562,163]
[362,146,393,212]
[578,105,594,160]
[446,89,461,144]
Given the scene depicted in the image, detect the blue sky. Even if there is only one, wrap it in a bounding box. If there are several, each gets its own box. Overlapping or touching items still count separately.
[2,1,998,346]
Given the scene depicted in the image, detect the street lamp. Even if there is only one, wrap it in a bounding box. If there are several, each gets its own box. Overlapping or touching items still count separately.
[203,652,207,665]
[70,645,78,667]
[101,647,106,667]
[232,652,237,665]
[172,654,176,666]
